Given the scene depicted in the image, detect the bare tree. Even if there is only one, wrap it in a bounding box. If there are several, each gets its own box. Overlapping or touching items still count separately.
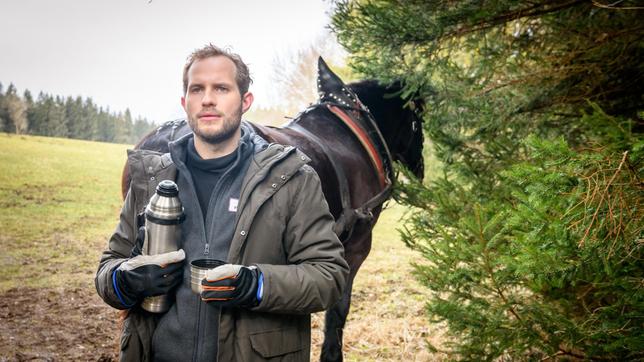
[4,90,28,134]
[270,32,350,115]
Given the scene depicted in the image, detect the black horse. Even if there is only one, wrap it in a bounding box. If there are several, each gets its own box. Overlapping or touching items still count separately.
[122,58,424,361]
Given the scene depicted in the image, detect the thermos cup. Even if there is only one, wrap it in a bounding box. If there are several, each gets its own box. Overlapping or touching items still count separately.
[141,180,185,313]
[190,259,226,295]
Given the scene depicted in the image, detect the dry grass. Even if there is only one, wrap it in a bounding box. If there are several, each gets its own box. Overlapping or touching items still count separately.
[310,203,446,361]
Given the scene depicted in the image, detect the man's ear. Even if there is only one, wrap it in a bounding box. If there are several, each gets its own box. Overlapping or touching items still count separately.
[241,92,254,114]
[181,96,186,110]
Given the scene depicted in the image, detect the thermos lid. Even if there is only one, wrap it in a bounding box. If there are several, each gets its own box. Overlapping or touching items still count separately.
[156,180,179,197]
[146,180,184,225]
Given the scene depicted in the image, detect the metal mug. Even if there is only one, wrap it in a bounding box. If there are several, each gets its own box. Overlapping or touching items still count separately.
[190,259,226,295]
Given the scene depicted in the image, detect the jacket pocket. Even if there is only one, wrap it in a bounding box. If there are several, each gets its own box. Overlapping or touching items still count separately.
[249,327,303,359]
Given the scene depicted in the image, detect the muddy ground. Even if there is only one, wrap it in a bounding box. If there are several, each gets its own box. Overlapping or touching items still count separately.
[0,287,119,361]
[0,283,437,361]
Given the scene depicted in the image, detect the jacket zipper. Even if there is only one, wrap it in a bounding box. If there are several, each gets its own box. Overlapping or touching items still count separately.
[173,160,209,360]
[193,145,303,360]
[176,160,209,254]
[202,144,246,256]
[191,294,203,362]
[203,162,238,256]
[193,146,247,359]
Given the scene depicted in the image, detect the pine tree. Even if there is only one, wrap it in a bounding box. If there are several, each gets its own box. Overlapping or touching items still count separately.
[23,89,35,135]
[81,97,99,140]
[48,96,68,137]
[65,96,85,139]
[113,108,134,144]
[123,109,134,143]
[96,106,115,142]
[133,116,154,142]
[332,1,643,359]
[23,89,33,105]
[29,92,49,135]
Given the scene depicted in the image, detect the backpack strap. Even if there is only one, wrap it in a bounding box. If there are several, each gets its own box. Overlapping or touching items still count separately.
[127,150,177,216]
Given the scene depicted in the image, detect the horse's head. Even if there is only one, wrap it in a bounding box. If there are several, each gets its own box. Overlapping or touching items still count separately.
[315,57,424,180]
[348,80,425,180]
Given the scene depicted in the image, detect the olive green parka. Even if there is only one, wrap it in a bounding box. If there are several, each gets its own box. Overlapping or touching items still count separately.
[95,129,349,361]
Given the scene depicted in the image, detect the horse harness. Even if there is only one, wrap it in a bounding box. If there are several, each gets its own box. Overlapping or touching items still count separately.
[290,98,395,242]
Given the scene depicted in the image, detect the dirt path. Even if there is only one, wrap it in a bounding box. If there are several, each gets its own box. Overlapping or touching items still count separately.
[0,287,119,361]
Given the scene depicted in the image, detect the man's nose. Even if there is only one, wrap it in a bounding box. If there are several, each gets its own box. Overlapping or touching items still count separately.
[202,89,216,106]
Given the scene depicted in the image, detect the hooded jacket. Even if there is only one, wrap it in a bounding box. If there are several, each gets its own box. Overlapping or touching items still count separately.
[95,123,349,361]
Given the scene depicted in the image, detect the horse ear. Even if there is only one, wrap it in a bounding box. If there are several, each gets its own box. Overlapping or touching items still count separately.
[317,57,342,96]
[317,57,360,107]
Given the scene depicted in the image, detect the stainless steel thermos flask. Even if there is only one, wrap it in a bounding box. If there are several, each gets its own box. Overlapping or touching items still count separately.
[141,179,185,313]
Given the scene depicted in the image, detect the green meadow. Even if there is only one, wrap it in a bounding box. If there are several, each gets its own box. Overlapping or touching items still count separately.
[0,132,439,360]
[0,133,129,291]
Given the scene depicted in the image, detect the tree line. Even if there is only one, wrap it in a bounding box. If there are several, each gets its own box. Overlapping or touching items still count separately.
[0,82,156,144]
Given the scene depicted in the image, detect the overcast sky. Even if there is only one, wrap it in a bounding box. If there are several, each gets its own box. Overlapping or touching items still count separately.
[0,0,339,123]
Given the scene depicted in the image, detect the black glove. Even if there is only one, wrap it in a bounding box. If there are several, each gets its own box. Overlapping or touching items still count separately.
[114,250,185,307]
[201,264,260,308]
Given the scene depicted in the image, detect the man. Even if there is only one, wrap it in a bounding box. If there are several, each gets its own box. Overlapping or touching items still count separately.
[95,44,349,361]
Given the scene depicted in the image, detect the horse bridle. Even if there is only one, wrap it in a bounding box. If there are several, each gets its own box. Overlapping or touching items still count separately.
[320,100,395,188]
[390,109,422,177]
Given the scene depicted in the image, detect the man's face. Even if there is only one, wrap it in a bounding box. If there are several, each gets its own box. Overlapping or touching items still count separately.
[181,56,253,145]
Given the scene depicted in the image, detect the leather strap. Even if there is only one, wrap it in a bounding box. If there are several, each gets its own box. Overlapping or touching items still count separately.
[326,104,390,189]
[322,101,396,235]
[294,101,396,241]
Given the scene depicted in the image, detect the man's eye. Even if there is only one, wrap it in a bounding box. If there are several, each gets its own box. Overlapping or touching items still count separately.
[190,87,202,93]
[216,86,228,92]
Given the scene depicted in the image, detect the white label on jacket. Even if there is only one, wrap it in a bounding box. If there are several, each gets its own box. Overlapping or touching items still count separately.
[229,198,239,212]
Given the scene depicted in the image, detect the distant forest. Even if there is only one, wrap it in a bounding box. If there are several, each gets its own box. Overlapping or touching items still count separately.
[0,82,157,144]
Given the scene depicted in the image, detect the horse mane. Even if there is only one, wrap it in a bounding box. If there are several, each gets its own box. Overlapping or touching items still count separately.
[348,80,408,129]
[347,79,425,119]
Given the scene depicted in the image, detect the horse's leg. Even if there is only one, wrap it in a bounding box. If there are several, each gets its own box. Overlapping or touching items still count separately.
[320,231,372,362]
[320,274,354,362]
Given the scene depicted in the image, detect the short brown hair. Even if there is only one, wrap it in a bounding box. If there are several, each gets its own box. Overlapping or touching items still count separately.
[182,44,252,96]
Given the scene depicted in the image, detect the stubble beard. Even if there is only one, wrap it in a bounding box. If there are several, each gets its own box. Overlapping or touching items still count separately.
[190,105,243,145]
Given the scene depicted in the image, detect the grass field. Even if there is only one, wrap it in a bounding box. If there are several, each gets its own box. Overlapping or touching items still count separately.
[0,133,129,292]
[0,133,442,360]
